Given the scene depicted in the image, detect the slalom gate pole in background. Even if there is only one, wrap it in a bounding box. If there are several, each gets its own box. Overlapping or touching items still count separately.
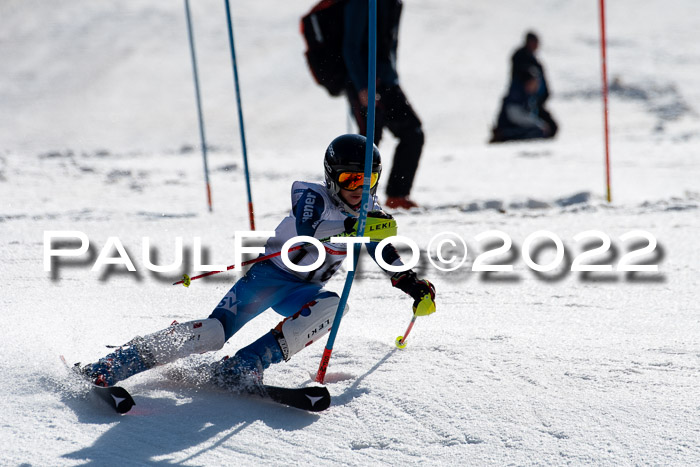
[316,0,377,384]
[599,0,612,203]
[184,0,213,212]
[224,0,256,230]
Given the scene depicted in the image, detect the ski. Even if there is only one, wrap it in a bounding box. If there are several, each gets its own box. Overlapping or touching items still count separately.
[60,354,329,413]
[166,364,331,412]
[89,384,136,414]
[259,384,331,412]
[59,355,136,414]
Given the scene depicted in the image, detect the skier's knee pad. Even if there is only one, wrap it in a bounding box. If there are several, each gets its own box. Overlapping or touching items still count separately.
[135,318,225,366]
[273,293,349,361]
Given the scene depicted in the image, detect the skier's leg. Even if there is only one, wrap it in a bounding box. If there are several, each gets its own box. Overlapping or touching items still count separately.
[207,261,315,341]
[274,290,350,360]
[84,263,286,386]
[212,290,348,387]
[83,318,226,386]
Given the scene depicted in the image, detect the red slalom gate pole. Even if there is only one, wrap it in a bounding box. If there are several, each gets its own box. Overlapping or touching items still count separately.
[599,0,612,202]
[248,202,255,231]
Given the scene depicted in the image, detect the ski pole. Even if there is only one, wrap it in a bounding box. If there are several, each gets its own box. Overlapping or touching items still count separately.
[172,235,335,286]
[395,314,417,349]
[173,245,302,286]
[395,296,435,349]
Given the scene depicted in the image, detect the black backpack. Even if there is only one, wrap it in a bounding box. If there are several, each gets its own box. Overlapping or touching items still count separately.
[301,0,348,97]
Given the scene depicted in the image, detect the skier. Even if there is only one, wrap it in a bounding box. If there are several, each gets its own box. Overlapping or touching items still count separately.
[80,134,436,391]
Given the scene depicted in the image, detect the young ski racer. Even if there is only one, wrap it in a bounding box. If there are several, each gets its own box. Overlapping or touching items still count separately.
[78,134,436,392]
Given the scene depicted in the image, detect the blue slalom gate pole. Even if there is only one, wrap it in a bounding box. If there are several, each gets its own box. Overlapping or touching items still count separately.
[184,0,213,212]
[316,0,377,383]
[224,0,256,230]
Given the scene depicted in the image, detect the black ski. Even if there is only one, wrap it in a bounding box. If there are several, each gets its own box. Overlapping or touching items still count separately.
[259,384,331,412]
[89,384,136,414]
[166,364,331,412]
[59,355,136,414]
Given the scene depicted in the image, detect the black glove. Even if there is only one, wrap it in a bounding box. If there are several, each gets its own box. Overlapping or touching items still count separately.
[391,270,436,315]
[367,210,393,219]
[343,210,395,233]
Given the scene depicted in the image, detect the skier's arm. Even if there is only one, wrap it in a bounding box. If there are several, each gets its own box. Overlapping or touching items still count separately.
[361,208,436,315]
[293,189,347,239]
[361,212,407,276]
[366,229,437,316]
[368,245,438,316]
[293,190,398,241]
[391,270,436,316]
[366,241,404,272]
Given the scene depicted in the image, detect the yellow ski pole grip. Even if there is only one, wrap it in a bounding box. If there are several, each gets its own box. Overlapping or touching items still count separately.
[413,295,436,316]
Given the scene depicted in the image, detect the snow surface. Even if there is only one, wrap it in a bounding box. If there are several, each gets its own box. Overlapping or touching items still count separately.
[1,0,699,465]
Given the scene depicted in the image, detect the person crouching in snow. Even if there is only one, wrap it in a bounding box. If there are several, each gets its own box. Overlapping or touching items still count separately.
[490,67,558,143]
[80,134,436,391]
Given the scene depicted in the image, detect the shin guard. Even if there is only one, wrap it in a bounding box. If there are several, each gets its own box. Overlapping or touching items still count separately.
[274,294,349,361]
[134,318,226,367]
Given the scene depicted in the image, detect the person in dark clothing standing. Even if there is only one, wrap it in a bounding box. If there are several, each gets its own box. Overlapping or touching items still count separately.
[342,0,424,210]
[490,31,558,143]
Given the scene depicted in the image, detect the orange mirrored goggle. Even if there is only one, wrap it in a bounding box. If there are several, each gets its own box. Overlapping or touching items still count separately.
[337,171,379,191]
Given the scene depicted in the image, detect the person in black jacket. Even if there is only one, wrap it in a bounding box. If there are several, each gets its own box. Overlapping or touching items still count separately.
[490,68,557,143]
[512,31,549,106]
[342,0,424,210]
[490,32,558,143]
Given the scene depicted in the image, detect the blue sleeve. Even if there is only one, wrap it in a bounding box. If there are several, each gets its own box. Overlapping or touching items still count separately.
[293,189,326,236]
[343,0,368,92]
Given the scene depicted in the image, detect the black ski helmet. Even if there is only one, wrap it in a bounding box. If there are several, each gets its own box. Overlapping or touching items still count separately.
[324,134,382,197]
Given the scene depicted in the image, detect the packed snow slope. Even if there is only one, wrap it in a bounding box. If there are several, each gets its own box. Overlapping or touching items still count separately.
[1,0,699,465]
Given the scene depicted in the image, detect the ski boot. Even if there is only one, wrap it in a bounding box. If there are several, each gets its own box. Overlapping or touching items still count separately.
[79,341,153,387]
[210,331,285,394]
